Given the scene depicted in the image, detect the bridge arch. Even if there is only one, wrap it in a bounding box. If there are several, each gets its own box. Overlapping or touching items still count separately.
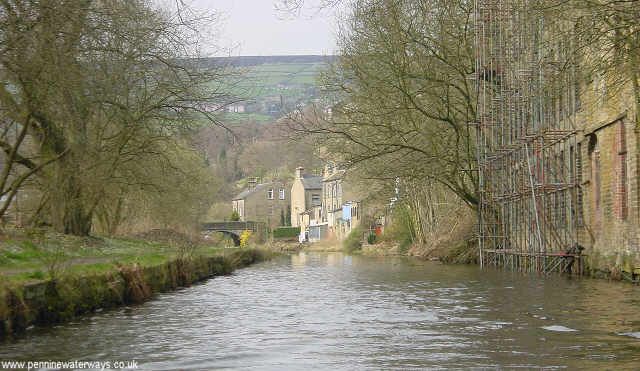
[212,230,241,246]
[202,221,264,247]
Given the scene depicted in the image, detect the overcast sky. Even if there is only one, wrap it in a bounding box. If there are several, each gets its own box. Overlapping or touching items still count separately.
[189,0,339,56]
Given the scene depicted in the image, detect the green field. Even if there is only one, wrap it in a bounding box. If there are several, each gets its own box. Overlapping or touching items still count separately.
[205,60,328,125]
[215,62,325,100]
[245,62,324,86]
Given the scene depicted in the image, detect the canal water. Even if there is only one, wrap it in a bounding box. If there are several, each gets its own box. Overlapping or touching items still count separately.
[2,252,640,369]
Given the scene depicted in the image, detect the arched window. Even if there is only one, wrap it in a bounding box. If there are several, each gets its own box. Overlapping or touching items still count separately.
[615,121,628,220]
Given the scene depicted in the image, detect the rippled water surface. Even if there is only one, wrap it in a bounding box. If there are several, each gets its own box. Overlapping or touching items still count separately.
[2,252,640,369]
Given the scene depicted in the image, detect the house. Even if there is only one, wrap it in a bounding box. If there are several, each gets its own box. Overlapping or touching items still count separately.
[304,205,326,242]
[289,164,363,242]
[321,163,361,239]
[232,178,290,229]
[290,167,322,231]
[226,103,245,113]
[321,164,345,231]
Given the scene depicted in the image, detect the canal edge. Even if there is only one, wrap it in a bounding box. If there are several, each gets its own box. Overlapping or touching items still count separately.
[0,248,274,340]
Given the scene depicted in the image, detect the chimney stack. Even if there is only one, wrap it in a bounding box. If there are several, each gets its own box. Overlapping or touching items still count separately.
[295,167,304,180]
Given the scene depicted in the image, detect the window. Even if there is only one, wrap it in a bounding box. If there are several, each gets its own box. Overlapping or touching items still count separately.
[575,143,584,227]
[267,189,274,200]
[588,134,601,226]
[311,194,321,206]
[558,150,566,228]
[279,188,285,200]
[616,121,628,220]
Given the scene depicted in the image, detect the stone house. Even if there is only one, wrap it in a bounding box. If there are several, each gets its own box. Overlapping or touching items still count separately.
[321,164,344,230]
[232,178,290,229]
[290,167,322,230]
[289,164,363,241]
[321,163,361,239]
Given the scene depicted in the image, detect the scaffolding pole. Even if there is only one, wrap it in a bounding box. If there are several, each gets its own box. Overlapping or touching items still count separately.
[475,0,582,275]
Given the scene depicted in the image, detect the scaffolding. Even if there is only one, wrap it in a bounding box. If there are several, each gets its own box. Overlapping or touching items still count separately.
[474,0,583,274]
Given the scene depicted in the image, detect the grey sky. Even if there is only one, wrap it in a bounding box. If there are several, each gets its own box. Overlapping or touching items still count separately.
[191,0,339,56]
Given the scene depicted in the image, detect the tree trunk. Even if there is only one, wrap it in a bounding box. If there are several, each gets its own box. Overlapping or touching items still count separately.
[63,203,92,236]
[60,173,92,236]
[47,157,93,236]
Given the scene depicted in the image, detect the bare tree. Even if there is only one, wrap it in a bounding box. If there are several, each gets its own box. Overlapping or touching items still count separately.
[284,0,478,207]
[0,0,236,235]
[275,0,344,15]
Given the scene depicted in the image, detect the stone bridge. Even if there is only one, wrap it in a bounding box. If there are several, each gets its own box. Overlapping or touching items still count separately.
[202,221,265,246]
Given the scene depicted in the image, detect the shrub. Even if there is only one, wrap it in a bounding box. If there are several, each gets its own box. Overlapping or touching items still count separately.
[379,205,414,253]
[367,232,376,245]
[343,226,364,252]
[171,238,197,261]
[28,270,45,280]
[239,230,252,248]
[230,211,240,221]
[40,239,69,280]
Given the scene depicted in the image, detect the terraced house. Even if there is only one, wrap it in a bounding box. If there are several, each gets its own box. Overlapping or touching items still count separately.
[290,167,322,235]
[321,163,361,240]
[291,164,362,242]
[232,178,290,229]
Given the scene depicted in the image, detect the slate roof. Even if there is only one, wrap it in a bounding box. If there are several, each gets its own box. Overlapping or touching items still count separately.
[301,175,322,189]
[233,183,269,200]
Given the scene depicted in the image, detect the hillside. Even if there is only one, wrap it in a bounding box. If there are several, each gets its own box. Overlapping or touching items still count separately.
[196,56,329,219]
[212,55,334,123]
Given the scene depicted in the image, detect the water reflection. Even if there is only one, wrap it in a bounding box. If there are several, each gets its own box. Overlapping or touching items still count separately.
[290,250,307,268]
[1,252,639,369]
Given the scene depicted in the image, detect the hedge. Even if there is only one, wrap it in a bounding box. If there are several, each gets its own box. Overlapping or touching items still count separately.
[273,226,300,238]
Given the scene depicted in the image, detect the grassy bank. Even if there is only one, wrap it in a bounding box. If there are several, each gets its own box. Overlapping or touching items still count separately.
[0,230,273,339]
